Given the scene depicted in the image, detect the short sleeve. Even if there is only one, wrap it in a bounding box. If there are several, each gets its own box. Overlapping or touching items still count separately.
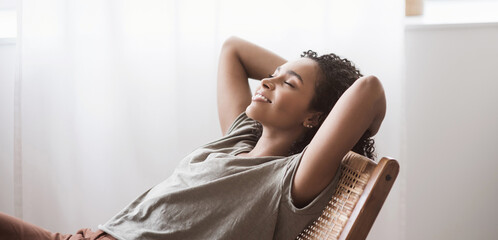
[198,112,257,153]
[225,112,257,136]
[281,147,341,214]
[272,150,342,239]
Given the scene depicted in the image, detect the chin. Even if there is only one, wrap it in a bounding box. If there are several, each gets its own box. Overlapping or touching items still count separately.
[245,105,264,122]
[245,105,257,119]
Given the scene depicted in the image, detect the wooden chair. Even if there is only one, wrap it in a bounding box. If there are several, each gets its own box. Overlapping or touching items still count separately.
[296,151,399,240]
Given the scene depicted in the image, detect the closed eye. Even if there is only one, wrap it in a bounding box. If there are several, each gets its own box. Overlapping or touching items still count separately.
[269,73,294,88]
[284,82,295,88]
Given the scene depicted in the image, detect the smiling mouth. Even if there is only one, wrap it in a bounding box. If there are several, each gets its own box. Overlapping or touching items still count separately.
[252,93,272,103]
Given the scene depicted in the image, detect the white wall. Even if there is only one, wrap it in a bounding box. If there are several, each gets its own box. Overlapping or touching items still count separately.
[0,41,16,216]
[405,23,498,239]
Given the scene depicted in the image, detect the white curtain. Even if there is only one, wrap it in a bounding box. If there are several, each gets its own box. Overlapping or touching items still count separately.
[14,0,404,238]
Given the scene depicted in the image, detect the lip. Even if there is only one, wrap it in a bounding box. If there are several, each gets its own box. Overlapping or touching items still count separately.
[252,90,272,103]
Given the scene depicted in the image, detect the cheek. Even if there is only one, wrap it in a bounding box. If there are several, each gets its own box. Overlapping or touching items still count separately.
[273,94,309,117]
[280,90,310,107]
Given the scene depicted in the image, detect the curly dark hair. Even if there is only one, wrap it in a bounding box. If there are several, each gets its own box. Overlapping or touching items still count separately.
[254,50,376,159]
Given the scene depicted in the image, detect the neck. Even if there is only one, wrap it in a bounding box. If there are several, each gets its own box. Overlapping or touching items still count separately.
[241,126,306,157]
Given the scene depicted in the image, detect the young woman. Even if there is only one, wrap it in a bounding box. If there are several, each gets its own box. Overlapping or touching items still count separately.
[0,37,386,240]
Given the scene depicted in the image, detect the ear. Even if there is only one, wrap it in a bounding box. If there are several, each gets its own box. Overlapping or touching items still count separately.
[303,112,324,128]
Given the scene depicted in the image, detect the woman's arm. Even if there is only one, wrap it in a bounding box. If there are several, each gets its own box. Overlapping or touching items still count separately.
[217,37,286,135]
[292,75,386,207]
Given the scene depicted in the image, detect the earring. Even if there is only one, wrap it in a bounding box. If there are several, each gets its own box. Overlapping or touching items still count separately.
[305,124,313,128]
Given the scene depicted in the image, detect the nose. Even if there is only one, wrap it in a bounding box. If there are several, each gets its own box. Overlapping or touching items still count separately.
[260,78,275,90]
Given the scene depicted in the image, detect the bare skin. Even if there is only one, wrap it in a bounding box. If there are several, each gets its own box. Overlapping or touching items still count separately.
[217,36,386,207]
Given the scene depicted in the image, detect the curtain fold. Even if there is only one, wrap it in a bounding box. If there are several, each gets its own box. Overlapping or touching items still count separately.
[16,0,404,238]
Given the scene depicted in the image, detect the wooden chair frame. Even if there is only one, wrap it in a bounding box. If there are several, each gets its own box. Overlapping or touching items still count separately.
[296,152,399,240]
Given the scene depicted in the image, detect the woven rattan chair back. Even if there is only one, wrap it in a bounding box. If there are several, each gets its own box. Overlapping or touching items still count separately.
[296,151,399,240]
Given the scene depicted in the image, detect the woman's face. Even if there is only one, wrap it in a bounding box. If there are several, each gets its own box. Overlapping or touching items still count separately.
[246,58,321,131]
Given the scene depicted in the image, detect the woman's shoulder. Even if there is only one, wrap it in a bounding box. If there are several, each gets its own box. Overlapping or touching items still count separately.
[198,112,258,151]
[225,112,257,136]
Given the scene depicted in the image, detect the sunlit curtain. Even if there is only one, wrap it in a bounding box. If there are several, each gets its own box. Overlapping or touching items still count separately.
[16,0,404,238]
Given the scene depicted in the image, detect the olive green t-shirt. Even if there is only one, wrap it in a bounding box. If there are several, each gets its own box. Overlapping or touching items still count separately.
[99,112,340,240]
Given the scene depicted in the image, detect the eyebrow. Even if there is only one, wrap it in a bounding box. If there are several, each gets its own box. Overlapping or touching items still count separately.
[276,67,304,84]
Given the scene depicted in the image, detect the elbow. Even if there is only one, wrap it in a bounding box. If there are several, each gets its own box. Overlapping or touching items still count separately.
[221,36,246,62]
[358,75,385,102]
[222,36,243,51]
[359,75,383,93]
[358,75,386,136]
[369,75,386,111]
